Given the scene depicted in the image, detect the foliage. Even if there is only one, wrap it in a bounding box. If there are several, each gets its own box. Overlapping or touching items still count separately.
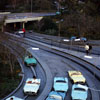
[0,44,21,99]
[44,29,57,35]
[40,17,58,32]
[0,16,7,32]
[0,0,100,39]
[0,0,55,12]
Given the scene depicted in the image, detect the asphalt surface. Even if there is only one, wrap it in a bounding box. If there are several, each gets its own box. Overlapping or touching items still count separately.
[5,32,100,100]
[23,33,100,100]
[25,32,100,55]
[32,49,100,100]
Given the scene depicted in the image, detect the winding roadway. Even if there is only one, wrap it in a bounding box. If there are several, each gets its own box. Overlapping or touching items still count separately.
[3,32,100,100]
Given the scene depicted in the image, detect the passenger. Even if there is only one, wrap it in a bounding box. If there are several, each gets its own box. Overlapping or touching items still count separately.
[10,97,13,100]
[89,45,92,51]
[89,45,92,54]
[29,54,32,58]
[22,28,26,37]
[33,76,36,79]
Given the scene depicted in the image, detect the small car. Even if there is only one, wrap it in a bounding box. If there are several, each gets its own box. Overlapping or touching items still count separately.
[29,30,33,33]
[15,29,24,34]
[56,11,61,15]
[74,38,81,41]
[70,36,76,41]
[23,78,41,95]
[18,30,24,34]
[46,91,66,100]
[53,77,68,92]
[6,96,24,100]
[24,55,37,66]
[68,70,86,84]
[80,37,87,42]
[71,84,88,100]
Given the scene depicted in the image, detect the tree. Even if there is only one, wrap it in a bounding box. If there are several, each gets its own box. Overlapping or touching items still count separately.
[0,16,7,32]
[40,17,58,32]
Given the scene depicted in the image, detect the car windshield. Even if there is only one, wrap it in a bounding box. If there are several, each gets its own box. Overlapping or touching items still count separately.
[33,82,40,84]
[56,80,66,83]
[71,72,81,76]
[74,88,86,91]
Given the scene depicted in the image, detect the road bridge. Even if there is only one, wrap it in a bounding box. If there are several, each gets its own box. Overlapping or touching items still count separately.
[0,12,56,31]
[5,12,56,24]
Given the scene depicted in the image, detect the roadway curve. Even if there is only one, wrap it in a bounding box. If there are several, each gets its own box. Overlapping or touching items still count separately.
[6,33,100,100]
[1,40,49,100]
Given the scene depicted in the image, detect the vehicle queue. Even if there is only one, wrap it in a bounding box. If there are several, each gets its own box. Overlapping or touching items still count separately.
[46,71,88,100]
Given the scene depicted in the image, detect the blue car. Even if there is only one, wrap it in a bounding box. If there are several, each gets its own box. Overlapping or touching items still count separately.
[70,36,76,41]
[53,77,68,92]
[24,55,37,67]
[46,91,66,100]
[56,11,61,15]
[71,84,88,100]
[80,37,87,42]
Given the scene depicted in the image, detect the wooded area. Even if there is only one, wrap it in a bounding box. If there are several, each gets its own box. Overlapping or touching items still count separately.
[0,43,21,99]
[0,0,100,39]
[0,0,100,98]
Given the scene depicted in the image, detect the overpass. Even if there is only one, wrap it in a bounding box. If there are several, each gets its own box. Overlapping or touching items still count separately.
[5,12,56,24]
[0,12,56,30]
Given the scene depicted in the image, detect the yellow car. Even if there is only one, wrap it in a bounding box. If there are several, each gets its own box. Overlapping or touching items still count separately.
[68,70,86,84]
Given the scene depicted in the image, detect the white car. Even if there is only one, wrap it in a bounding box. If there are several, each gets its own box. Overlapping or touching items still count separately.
[18,30,24,34]
[6,96,24,100]
[23,78,41,95]
[14,30,24,35]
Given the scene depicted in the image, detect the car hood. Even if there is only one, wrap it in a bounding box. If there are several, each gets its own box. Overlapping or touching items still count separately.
[46,91,65,100]
[24,58,36,64]
[71,76,85,82]
[24,84,39,93]
[54,83,68,92]
[72,91,87,100]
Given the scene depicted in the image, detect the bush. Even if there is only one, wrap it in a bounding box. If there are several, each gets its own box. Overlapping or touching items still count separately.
[44,29,57,36]
[0,44,21,99]
[40,17,58,32]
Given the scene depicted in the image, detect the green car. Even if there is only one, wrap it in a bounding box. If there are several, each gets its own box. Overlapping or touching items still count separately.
[24,56,37,66]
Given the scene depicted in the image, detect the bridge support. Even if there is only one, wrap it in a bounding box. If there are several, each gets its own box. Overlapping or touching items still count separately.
[23,22,25,29]
[14,23,16,30]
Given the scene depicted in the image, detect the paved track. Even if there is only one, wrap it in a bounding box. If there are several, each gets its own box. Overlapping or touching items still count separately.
[6,33,100,100]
